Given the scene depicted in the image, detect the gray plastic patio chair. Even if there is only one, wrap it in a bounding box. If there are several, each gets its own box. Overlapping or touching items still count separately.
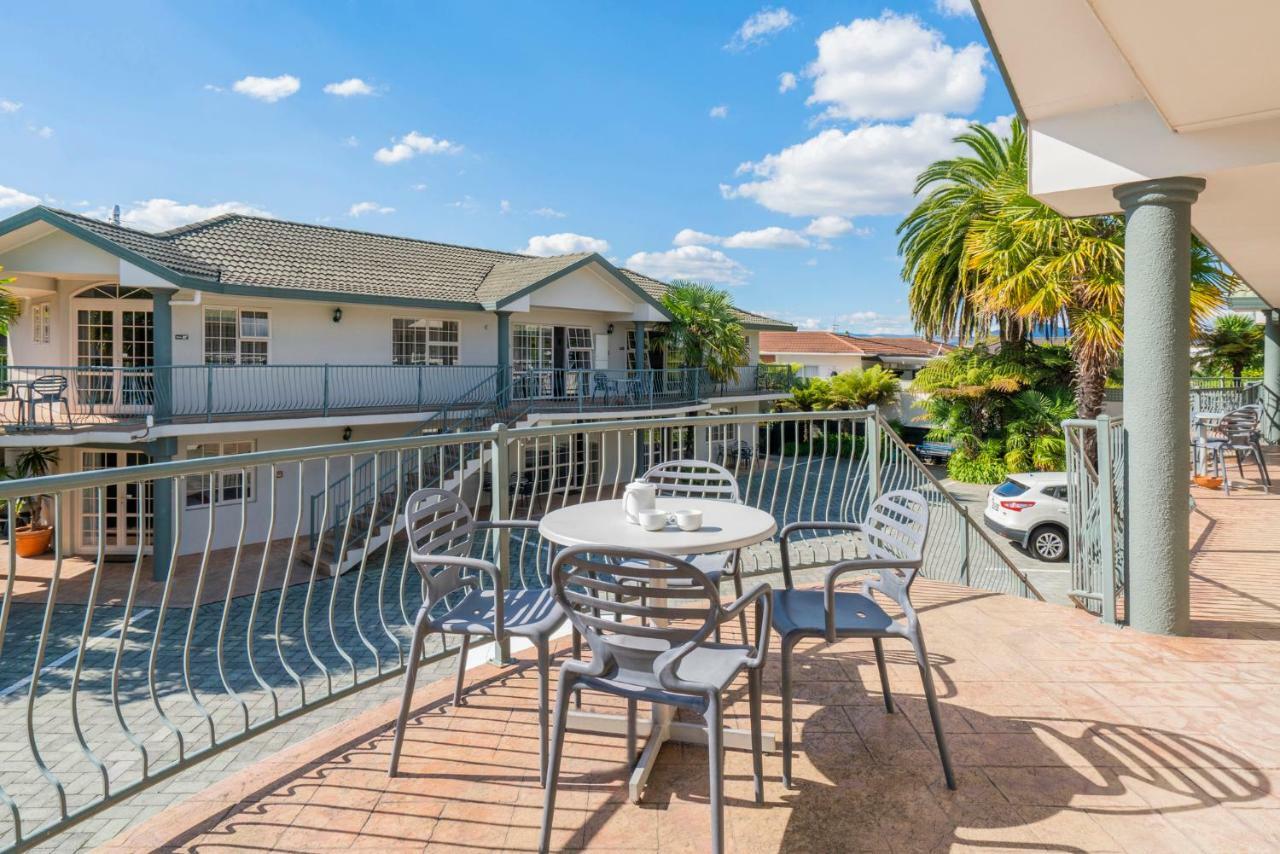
[388,488,566,783]
[540,545,770,854]
[771,489,955,791]
[1195,406,1269,493]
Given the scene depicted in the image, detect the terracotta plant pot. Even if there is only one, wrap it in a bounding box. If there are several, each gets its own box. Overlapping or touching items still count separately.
[14,525,54,558]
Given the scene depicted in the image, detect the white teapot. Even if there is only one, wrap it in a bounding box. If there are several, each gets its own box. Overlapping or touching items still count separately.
[623,480,657,524]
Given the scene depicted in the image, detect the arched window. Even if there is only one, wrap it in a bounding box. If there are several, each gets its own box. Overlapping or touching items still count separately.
[74,283,153,300]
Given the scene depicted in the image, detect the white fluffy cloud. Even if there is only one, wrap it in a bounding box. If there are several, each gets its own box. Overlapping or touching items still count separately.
[673,226,809,250]
[532,207,567,218]
[324,78,374,97]
[804,216,854,238]
[349,201,394,216]
[0,99,21,113]
[726,7,797,51]
[836,310,916,334]
[673,229,719,248]
[778,72,797,94]
[522,233,610,256]
[0,184,40,209]
[723,113,976,217]
[92,199,272,232]
[806,12,986,121]
[709,105,730,119]
[374,131,462,164]
[231,74,300,103]
[935,0,975,17]
[625,246,749,286]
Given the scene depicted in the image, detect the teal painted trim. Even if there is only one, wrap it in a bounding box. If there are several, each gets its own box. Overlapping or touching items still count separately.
[153,291,174,421]
[490,253,673,318]
[1229,293,1273,311]
[496,311,511,407]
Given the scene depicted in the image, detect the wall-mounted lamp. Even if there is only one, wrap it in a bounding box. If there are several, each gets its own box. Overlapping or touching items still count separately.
[342,426,353,441]
[606,323,614,335]
[332,307,343,323]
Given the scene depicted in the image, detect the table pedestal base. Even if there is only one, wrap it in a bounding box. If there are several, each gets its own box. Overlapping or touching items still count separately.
[566,708,776,803]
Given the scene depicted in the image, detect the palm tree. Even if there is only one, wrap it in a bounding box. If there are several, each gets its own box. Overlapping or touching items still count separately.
[901,119,1238,422]
[824,365,901,410]
[897,122,1028,345]
[0,264,19,336]
[1196,314,1263,380]
[657,281,748,384]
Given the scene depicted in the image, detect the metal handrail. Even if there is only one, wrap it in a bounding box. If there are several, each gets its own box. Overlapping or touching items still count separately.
[0,406,1030,851]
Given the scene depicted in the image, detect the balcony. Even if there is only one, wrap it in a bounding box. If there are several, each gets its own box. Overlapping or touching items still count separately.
[0,364,795,434]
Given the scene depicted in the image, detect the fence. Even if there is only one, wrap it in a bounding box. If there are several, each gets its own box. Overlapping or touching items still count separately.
[1063,415,1126,623]
[0,408,1034,850]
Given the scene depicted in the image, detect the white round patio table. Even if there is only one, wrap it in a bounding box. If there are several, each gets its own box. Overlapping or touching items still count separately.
[538,496,778,803]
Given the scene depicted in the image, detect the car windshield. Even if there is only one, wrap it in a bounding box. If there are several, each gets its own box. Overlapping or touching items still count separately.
[993,479,1029,498]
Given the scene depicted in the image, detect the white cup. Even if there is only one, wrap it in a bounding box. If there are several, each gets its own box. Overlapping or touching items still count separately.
[638,509,668,531]
[673,509,703,531]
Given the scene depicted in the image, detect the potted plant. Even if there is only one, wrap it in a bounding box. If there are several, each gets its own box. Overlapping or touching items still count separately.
[13,447,58,558]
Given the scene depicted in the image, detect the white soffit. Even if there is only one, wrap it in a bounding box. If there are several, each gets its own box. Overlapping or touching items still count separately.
[1087,0,1280,132]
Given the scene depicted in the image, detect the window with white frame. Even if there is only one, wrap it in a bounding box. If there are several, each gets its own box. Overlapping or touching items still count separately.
[204,308,270,365]
[185,440,257,507]
[392,318,460,365]
[31,302,51,344]
[565,326,593,370]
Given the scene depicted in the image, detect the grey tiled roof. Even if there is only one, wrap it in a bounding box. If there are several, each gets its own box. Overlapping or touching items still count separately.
[35,207,792,328]
[53,209,221,279]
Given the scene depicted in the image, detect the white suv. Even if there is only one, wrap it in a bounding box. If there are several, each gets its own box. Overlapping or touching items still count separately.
[982,473,1071,562]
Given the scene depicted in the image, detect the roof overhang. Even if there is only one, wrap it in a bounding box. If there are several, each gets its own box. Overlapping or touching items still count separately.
[976,0,1280,309]
[486,253,672,320]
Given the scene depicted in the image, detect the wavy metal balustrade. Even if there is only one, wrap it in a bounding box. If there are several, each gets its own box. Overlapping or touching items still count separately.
[1063,416,1127,623]
[0,408,1034,850]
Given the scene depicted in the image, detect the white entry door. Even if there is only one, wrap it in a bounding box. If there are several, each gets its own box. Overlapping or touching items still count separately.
[78,450,153,554]
[72,285,155,413]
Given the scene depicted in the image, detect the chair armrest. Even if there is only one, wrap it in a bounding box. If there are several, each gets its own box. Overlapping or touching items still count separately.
[475,519,541,531]
[823,558,921,643]
[721,582,772,668]
[412,552,506,639]
[777,521,862,590]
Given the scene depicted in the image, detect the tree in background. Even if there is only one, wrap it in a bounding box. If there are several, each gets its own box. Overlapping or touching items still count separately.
[899,120,1237,423]
[911,343,1073,482]
[1196,313,1264,379]
[657,281,747,384]
[0,264,18,338]
[824,365,901,410]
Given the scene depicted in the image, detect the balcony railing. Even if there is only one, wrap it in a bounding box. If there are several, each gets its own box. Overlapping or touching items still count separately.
[0,364,795,432]
[0,408,1032,850]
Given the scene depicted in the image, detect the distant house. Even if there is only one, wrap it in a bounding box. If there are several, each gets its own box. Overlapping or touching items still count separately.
[0,206,792,571]
[758,331,952,381]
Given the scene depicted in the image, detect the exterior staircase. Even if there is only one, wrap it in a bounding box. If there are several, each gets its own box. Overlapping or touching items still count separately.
[301,374,532,574]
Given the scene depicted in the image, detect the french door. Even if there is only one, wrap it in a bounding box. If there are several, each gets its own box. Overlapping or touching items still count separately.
[513,324,555,398]
[78,451,153,553]
[74,290,155,413]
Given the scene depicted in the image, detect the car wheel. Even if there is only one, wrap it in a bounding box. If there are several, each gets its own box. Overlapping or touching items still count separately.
[1030,526,1068,562]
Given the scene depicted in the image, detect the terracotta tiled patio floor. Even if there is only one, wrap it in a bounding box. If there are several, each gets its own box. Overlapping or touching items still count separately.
[103,489,1280,852]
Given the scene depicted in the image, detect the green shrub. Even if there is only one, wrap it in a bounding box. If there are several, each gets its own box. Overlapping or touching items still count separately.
[947,439,1008,484]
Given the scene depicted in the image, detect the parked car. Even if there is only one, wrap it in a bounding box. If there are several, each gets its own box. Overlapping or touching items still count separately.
[912,441,954,465]
[982,473,1070,562]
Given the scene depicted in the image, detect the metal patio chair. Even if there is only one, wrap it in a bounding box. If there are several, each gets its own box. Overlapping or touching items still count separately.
[24,374,72,428]
[771,489,955,790]
[1195,406,1269,493]
[540,545,770,854]
[388,488,566,783]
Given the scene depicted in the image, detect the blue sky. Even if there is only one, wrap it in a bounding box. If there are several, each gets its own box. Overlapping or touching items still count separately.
[0,1,1013,333]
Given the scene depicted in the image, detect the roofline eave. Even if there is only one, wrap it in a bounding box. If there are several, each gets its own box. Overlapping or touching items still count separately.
[491,253,674,320]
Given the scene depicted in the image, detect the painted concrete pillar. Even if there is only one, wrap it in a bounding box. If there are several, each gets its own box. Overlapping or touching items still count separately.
[633,322,647,370]
[1264,309,1280,444]
[1113,176,1204,636]
[149,437,177,581]
[152,290,173,422]
[496,311,511,405]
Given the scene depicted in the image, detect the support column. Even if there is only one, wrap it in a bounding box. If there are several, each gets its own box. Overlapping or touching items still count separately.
[496,311,511,406]
[148,437,177,581]
[152,290,173,422]
[1264,309,1280,444]
[632,322,647,370]
[1114,176,1204,636]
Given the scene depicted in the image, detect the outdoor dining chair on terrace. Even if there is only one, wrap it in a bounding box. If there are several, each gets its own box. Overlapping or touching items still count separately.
[540,545,770,854]
[771,488,955,791]
[388,488,566,783]
[1194,406,1270,494]
[21,374,72,429]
